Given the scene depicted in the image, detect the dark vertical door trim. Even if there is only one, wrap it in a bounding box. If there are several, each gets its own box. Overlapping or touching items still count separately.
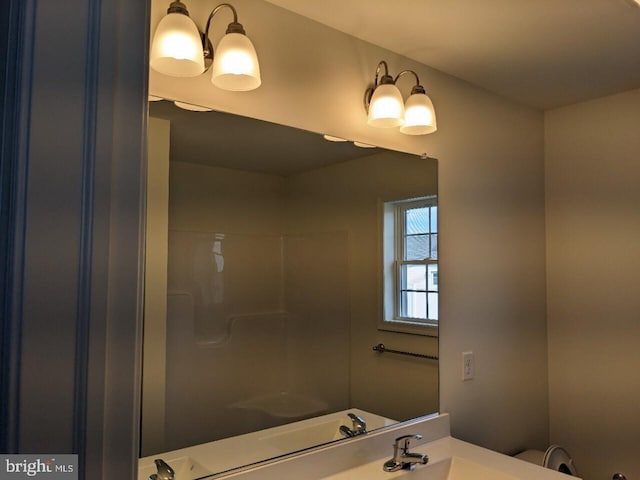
[1,0,150,477]
[0,0,36,454]
[73,0,101,472]
[88,0,150,477]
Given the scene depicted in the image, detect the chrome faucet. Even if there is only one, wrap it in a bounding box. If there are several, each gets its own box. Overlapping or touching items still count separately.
[339,412,368,437]
[149,459,175,480]
[348,413,367,433]
[383,434,429,472]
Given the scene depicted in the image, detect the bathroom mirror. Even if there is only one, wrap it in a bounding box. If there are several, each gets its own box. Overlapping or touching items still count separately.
[141,99,439,476]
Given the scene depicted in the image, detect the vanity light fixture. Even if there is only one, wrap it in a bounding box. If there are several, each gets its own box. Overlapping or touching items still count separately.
[364,61,405,128]
[364,61,437,135]
[150,1,261,91]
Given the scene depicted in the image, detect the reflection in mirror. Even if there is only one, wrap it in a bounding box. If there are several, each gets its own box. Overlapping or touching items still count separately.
[141,100,438,477]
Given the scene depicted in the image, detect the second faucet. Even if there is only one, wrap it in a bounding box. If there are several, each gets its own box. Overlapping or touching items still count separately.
[383,434,429,472]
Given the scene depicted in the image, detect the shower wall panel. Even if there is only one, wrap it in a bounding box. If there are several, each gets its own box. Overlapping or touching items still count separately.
[161,161,352,451]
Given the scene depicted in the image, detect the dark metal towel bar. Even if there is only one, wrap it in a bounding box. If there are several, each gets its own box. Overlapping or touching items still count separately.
[372,343,439,361]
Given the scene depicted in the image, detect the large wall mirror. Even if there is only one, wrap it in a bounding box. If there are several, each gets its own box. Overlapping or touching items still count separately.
[141,99,439,477]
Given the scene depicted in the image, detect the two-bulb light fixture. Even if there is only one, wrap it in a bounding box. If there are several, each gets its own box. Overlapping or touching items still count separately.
[364,61,437,135]
[149,1,261,92]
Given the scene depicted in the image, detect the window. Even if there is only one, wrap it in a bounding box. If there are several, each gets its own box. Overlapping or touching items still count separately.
[381,196,438,335]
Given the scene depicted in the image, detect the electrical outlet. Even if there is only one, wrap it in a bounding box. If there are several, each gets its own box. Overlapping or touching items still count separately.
[462,351,474,381]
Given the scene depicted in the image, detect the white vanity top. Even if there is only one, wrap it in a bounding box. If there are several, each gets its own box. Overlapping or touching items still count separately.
[138,408,395,480]
[321,435,579,480]
[140,413,581,480]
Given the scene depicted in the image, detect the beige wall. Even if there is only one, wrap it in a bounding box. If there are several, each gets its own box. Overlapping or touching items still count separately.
[149,0,548,455]
[545,89,640,480]
[142,117,170,456]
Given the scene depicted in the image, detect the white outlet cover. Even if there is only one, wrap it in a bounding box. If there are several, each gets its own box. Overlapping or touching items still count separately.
[462,351,474,381]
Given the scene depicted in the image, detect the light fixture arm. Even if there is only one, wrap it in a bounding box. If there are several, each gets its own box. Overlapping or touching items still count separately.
[203,3,246,59]
[373,60,394,87]
[364,60,397,111]
[394,70,427,95]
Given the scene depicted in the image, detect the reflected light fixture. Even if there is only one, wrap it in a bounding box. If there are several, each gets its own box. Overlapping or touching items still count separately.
[323,134,348,142]
[150,1,261,91]
[173,101,214,111]
[364,61,437,135]
[353,141,377,148]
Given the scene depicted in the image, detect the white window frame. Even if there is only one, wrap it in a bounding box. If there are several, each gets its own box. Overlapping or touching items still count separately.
[379,196,438,336]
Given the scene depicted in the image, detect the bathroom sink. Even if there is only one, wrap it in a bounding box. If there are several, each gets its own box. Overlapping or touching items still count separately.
[323,454,519,480]
[138,408,396,478]
[394,456,518,480]
[320,435,577,480]
[137,456,211,480]
[260,418,345,452]
[259,410,396,453]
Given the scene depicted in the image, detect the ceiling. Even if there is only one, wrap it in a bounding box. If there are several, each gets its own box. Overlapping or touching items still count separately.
[149,100,380,175]
[265,0,640,110]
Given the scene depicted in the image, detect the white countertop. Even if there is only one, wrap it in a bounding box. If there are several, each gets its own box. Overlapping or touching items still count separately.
[140,413,580,480]
[321,436,581,480]
[138,408,396,479]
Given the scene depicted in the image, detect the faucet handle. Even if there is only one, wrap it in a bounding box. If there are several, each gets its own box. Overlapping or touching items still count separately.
[150,459,175,480]
[394,433,422,451]
[348,413,367,433]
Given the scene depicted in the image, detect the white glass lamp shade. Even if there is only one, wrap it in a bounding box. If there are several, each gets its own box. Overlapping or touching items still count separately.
[367,84,405,128]
[150,13,205,77]
[211,33,261,91]
[400,93,437,135]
